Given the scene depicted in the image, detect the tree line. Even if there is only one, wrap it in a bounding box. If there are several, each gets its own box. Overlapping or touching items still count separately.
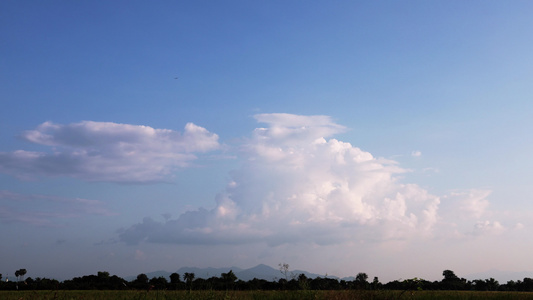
[2,268,533,292]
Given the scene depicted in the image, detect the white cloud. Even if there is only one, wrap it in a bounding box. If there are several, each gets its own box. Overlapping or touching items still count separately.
[433,189,520,240]
[253,113,346,144]
[411,150,422,157]
[0,121,220,183]
[457,190,491,219]
[119,113,442,246]
[438,189,492,222]
[473,220,505,235]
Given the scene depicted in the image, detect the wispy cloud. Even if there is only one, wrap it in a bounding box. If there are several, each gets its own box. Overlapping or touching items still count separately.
[0,190,115,226]
[411,150,422,157]
[0,121,220,183]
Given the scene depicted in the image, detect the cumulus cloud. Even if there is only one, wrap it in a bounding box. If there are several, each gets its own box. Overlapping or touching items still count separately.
[0,121,220,183]
[434,189,519,240]
[473,220,505,235]
[0,190,115,226]
[119,113,442,246]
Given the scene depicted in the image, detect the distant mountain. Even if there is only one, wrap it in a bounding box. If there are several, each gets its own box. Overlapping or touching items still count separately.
[294,268,353,281]
[177,266,243,279]
[126,266,533,284]
[125,264,337,282]
[235,264,281,281]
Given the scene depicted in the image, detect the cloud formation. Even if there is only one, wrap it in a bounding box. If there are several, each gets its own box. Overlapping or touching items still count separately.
[119,113,444,246]
[0,121,220,183]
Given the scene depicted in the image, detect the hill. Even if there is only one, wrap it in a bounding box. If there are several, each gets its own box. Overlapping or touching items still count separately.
[125,264,340,282]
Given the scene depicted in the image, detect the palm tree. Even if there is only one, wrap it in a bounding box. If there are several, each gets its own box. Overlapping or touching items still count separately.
[19,269,27,282]
[14,270,20,289]
[184,272,195,291]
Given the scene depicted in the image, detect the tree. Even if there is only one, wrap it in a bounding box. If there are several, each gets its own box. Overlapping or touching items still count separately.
[473,279,487,291]
[97,271,110,280]
[298,273,309,290]
[14,269,27,289]
[485,278,499,291]
[149,276,168,290]
[279,263,291,280]
[170,273,180,284]
[19,269,27,282]
[133,273,149,289]
[441,270,466,290]
[169,272,181,289]
[355,272,369,289]
[136,273,148,283]
[221,270,237,289]
[442,270,458,281]
[522,278,533,291]
[184,272,195,290]
[370,276,381,290]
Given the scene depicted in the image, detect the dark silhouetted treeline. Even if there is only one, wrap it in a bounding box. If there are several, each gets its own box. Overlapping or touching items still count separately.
[2,269,533,292]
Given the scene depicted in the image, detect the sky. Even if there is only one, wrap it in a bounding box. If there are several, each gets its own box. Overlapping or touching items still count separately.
[1,1,533,283]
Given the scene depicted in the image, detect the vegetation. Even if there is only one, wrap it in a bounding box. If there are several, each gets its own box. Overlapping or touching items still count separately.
[3,266,533,300]
[3,290,533,300]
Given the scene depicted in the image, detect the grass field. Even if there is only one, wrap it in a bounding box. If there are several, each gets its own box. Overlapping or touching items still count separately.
[3,290,533,300]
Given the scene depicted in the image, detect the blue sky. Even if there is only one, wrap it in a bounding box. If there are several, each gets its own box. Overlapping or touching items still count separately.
[1,1,533,282]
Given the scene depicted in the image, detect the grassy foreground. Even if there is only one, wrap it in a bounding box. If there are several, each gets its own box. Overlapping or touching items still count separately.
[3,290,533,300]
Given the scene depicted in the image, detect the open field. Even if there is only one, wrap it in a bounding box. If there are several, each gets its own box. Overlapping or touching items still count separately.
[3,290,533,300]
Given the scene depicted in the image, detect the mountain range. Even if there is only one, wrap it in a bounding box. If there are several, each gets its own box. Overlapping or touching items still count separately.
[125,264,352,282]
[125,264,533,284]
